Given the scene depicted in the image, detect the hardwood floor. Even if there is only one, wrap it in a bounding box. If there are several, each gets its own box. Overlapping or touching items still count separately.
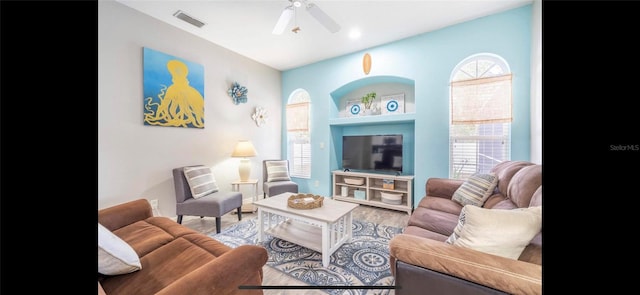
[177,203,411,295]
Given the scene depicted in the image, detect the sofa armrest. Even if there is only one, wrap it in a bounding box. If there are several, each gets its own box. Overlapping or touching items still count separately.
[156,245,269,295]
[389,234,541,295]
[98,199,154,231]
[425,178,465,199]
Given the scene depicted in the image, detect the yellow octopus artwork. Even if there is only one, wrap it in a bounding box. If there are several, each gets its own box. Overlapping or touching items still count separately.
[143,47,205,128]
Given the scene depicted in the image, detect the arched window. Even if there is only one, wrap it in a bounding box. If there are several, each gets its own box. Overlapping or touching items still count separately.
[449,53,512,179]
[286,89,311,178]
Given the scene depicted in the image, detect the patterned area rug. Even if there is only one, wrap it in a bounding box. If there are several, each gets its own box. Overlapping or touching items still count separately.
[210,217,403,295]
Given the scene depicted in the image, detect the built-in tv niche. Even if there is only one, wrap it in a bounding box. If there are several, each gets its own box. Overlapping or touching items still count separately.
[328,75,416,176]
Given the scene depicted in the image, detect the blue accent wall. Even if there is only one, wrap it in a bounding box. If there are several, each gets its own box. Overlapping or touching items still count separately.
[282,5,532,207]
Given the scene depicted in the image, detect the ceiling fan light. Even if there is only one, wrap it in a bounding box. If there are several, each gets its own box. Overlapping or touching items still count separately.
[306,3,341,33]
[272,6,294,35]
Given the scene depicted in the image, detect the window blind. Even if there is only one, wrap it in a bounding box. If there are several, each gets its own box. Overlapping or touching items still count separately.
[449,123,510,179]
[286,102,310,131]
[290,142,311,178]
[451,74,513,125]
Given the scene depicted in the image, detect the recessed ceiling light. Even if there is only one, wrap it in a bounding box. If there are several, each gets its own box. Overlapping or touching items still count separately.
[349,28,361,39]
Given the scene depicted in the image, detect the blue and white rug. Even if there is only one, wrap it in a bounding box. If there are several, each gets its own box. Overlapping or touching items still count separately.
[210,218,403,295]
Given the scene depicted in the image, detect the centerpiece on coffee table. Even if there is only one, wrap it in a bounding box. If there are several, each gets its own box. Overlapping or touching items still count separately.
[287,193,324,209]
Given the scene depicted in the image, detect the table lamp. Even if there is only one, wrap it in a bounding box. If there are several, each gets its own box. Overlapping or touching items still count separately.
[231,140,257,181]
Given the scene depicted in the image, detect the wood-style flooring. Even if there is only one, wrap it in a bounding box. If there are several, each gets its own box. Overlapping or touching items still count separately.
[178,202,410,295]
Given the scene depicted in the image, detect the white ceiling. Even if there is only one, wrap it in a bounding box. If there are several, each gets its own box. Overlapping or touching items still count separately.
[116,0,532,71]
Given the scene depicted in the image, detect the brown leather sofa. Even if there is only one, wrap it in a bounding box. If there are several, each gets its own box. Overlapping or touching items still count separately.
[389,161,542,295]
[98,199,268,295]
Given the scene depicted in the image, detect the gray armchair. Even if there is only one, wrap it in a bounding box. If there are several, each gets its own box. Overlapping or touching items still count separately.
[262,159,299,198]
[172,165,243,233]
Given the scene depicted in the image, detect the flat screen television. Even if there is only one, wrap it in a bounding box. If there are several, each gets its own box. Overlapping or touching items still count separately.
[342,134,403,174]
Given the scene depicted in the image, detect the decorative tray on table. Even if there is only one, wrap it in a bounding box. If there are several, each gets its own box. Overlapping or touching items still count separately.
[287,194,324,209]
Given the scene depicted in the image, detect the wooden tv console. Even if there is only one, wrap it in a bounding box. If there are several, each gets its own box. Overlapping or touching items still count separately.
[332,170,413,215]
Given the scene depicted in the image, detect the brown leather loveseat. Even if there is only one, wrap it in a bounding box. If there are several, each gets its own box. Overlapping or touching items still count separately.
[98,199,268,295]
[389,161,542,295]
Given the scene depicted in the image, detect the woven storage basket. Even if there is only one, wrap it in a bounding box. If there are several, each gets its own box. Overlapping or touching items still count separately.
[287,194,324,209]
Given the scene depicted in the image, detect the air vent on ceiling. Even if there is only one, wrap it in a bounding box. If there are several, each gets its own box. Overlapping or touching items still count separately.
[173,10,205,28]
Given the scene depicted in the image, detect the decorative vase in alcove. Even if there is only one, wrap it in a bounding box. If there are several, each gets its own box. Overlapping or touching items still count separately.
[360,91,377,116]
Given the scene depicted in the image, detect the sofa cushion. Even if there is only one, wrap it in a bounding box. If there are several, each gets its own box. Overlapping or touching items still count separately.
[481,193,507,209]
[487,198,519,210]
[451,173,498,207]
[408,206,460,237]
[403,225,450,242]
[446,205,542,259]
[100,236,221,294]
[114,218,193,258]
[507,165,542,208]
[266,160,291,182]
[184,166,219,199]
[491,161,534,196]
[416,194,463,216]
[98,223,142,275]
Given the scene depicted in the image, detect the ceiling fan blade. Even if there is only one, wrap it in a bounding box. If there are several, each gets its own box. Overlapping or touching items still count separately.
[272,6,294,35]
[306,2,340,33]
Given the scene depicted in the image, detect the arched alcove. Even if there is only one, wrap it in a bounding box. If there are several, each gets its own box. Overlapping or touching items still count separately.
[329,75,415,120]
[327,75,416,177]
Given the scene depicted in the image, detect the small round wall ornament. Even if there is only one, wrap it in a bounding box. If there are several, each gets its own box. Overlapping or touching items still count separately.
[228,82,248,105]
[252,106,268,127]
[386,100,399,112]
[350,104,361,115]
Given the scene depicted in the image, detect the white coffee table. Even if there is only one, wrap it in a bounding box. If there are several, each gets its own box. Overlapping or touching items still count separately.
[254,192,359,267]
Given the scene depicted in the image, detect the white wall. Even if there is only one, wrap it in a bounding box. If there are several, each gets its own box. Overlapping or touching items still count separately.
[98,1,282,216]
[530,0,542,164]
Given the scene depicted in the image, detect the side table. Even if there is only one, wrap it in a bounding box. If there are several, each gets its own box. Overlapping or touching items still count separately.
[231,179,259,213]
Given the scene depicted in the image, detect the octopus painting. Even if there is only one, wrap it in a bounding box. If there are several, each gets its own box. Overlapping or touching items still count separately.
[143,47,205,128]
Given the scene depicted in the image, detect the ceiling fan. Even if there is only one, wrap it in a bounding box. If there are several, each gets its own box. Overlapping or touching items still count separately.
[272,0,341,35]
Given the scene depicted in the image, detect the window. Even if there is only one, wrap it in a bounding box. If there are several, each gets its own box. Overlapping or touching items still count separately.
[286,89,311,178]
[450,54,511,179]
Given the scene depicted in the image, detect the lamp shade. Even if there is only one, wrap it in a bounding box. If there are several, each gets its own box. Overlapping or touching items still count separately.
[231,140,257,158]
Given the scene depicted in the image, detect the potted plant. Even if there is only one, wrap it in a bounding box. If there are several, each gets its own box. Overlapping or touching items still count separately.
[360,91,377,112]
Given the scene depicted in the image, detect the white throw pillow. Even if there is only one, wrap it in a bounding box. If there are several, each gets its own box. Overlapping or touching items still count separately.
[266,161,291,182]
[446,205,542,260]
[98,223,142,275]
[184,166,219,199]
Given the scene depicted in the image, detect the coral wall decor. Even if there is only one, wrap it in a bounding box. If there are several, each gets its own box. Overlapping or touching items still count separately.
[228,82,248,105]
[143,47,205,128]
[363,53,372,75]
